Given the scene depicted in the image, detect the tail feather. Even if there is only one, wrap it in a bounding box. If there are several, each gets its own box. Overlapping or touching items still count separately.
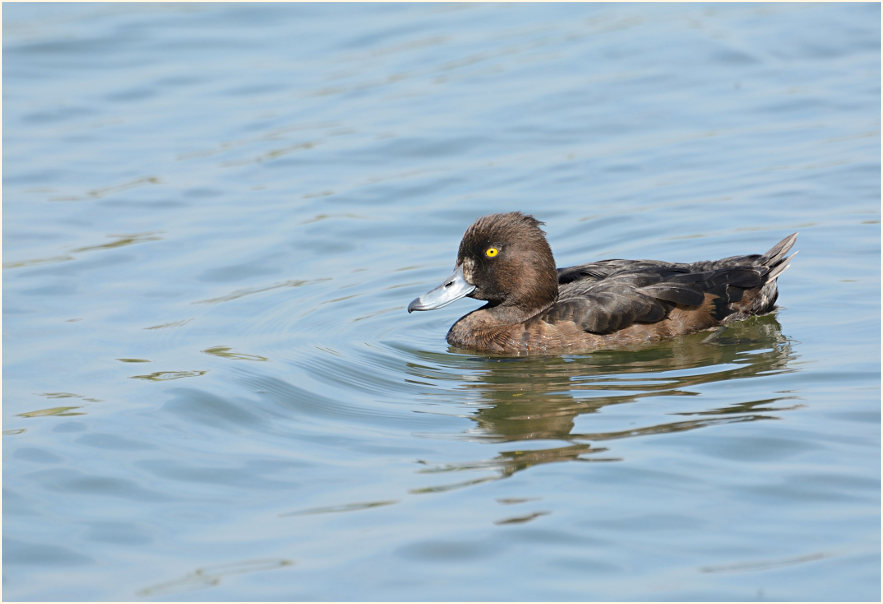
[724,233,797,320]
[762,232,798,282]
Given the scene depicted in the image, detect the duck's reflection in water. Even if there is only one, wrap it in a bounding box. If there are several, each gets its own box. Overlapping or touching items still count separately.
[408,314,796,485]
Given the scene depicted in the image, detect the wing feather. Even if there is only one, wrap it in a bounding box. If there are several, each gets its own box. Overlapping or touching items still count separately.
[549,260,768,334]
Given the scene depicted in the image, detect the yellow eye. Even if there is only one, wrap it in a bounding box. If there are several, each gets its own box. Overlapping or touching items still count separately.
[485,247,499,258]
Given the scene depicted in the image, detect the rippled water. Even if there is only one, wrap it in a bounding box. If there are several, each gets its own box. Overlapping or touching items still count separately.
[3,3,880,601]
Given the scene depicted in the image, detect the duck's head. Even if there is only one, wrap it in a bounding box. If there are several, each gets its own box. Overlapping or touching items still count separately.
[408,212,559,315]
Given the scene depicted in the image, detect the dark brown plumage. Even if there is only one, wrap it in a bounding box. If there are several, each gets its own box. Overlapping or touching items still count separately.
[408,212,796,355]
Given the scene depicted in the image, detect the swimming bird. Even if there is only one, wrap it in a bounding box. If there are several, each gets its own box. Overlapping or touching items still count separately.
[408,212,796,355]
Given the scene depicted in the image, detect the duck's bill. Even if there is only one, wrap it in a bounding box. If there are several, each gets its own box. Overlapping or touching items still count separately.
[408,265,475,313]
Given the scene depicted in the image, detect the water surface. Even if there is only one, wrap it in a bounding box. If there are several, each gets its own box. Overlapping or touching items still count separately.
[3,3,880,601]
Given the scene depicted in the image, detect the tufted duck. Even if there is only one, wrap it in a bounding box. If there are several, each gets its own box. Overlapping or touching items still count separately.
[408,212,796,355]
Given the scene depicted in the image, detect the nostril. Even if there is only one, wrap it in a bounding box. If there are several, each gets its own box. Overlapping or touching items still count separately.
[445,281,453,288]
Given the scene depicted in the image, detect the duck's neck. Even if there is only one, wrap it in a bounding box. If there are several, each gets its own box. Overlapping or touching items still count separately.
[482,297,556,325]
[491,260,559,323]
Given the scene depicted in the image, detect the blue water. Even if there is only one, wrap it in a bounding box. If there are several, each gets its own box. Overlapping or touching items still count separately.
[3,3,880,601]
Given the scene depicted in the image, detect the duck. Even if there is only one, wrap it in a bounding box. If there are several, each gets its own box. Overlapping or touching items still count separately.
[408,212,796,355]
